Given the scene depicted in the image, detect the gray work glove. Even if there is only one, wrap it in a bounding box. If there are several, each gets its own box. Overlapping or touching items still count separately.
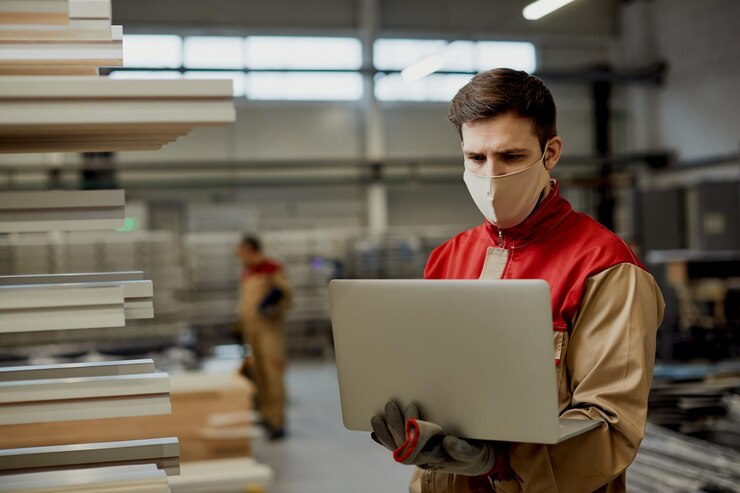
[370,401,497,476]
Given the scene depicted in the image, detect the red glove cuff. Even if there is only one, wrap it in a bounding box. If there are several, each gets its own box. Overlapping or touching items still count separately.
[393,418,421,463]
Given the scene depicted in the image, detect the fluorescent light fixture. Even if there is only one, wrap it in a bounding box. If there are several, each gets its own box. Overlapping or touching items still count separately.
[401,55,443,82]
[523,0,577,20]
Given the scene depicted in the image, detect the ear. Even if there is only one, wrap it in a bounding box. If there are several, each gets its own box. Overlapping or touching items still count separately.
[544,136,563,171]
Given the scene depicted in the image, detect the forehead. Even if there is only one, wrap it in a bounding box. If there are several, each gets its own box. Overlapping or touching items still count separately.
[461,113,539,151]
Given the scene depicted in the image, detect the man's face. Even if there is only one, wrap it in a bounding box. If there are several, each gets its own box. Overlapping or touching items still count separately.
[461,112,545,177]
[236,244,259,266]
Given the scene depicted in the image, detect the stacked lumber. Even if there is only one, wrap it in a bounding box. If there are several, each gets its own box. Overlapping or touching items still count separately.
[0,77,235,153]
[0,190,125,232]
[0,359,170,425]
[0,372,255,463]
[0,1,245,490]
[0,0,121,76]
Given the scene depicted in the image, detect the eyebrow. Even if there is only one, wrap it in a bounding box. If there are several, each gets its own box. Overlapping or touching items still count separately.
[464,148,531,156]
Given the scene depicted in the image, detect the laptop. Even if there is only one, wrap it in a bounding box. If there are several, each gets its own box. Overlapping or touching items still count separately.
[329,279,602,444]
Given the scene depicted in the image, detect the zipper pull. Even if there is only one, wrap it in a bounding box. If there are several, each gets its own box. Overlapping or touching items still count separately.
[498,228,503,247]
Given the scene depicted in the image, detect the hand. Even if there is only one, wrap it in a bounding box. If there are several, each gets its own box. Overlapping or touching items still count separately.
[370,401,497,476]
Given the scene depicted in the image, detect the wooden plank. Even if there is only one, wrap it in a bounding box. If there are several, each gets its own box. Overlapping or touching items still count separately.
[0,65,98,75]
[0,101,236,125]
[0,373,169,404]
[0,373,253,462]
[0,360,156,382]
[69,0,111,20]
[0,77,234,99]
[0,271,144,286]
[0,465,169,493]
[0,189,125,232]
[0,283,123,310]
[0,437,179,476]
[0,394,171,425]
[0,1,69,26]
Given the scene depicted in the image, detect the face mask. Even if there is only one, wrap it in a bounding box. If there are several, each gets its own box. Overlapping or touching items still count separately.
[463,146,551,229]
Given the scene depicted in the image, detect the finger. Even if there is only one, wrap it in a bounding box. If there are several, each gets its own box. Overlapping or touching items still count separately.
[442,436,484,461]
[404,403,420,422]
[370,432,384,447]
[371,415,398,450]
[385,401,406,446]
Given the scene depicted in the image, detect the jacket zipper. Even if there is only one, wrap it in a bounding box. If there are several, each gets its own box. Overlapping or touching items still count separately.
[498,228,504,248]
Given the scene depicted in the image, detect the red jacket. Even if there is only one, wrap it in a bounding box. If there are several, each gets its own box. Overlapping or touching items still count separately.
[424,181,643,336]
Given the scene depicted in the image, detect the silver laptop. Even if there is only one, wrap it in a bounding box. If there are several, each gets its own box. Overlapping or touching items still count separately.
[329,279,602,444]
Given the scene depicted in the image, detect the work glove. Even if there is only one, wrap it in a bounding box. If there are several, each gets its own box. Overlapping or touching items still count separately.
[370,401,497,476]
[259,287,284,316]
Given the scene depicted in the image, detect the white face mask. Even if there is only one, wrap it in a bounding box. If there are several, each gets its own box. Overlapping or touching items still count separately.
[463,147,551,229]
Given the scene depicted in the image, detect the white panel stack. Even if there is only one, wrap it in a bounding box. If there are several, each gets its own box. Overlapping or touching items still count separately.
[0,77,236,152]
[0,438,180,475]
[0,464,171,493]
[0,2,240,491]
[0,359,171,425]
[0,1,69,26]
[0,190,125,232]
[0,0,120,76]
[0,272,155,320]
[0,283,125,333]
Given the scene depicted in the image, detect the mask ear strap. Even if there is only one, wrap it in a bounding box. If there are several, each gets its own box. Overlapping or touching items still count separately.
[541,139,551,169]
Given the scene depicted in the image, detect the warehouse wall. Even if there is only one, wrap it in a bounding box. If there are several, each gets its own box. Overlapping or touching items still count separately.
[653,0,740,160]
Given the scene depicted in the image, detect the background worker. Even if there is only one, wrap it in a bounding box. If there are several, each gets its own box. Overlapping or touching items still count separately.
[371,68,665,493]
[237,234,293,440]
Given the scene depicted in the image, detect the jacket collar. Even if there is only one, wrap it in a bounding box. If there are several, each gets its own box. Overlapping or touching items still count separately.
[485,180,573,247]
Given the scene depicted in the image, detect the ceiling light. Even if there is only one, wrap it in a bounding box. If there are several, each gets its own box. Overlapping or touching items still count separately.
[401,55,443,82]
[523,0,577,21]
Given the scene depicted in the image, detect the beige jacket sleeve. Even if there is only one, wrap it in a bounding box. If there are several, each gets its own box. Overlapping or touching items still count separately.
[271,270,294,314]
[497,263,665,493]
[412,262,665,493]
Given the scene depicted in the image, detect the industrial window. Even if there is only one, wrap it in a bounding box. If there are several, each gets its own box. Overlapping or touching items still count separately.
[373,39,448,71]
[184,71,246,98]
[183,36,245,69]
[115,35,536,102]
[373,38,537,101]
[375,73,472,102]
[244,36,363,70]
[477,41,537,73]
[374,38,536,72]
[245,72,363,101]
[122,35,182,69]
[109,70,182,80]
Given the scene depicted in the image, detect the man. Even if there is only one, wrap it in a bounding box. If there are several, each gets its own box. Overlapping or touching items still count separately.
[371,69,665,492]
[237,234,292,440]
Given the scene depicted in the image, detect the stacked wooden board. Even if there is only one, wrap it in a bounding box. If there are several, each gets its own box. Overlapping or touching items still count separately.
[0,372,256,463]
[0,359,171,425]
[0,1,246,490]
[0,77,236,152]
[0,190,125,232]
[0,0,121,76]
[0,0,235,153]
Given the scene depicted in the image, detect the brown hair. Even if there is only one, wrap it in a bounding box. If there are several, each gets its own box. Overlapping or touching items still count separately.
[241,234,262,252]
[447,68,557,150]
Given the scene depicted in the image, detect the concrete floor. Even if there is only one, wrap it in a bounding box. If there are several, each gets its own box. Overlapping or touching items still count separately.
[250,360,413,493]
